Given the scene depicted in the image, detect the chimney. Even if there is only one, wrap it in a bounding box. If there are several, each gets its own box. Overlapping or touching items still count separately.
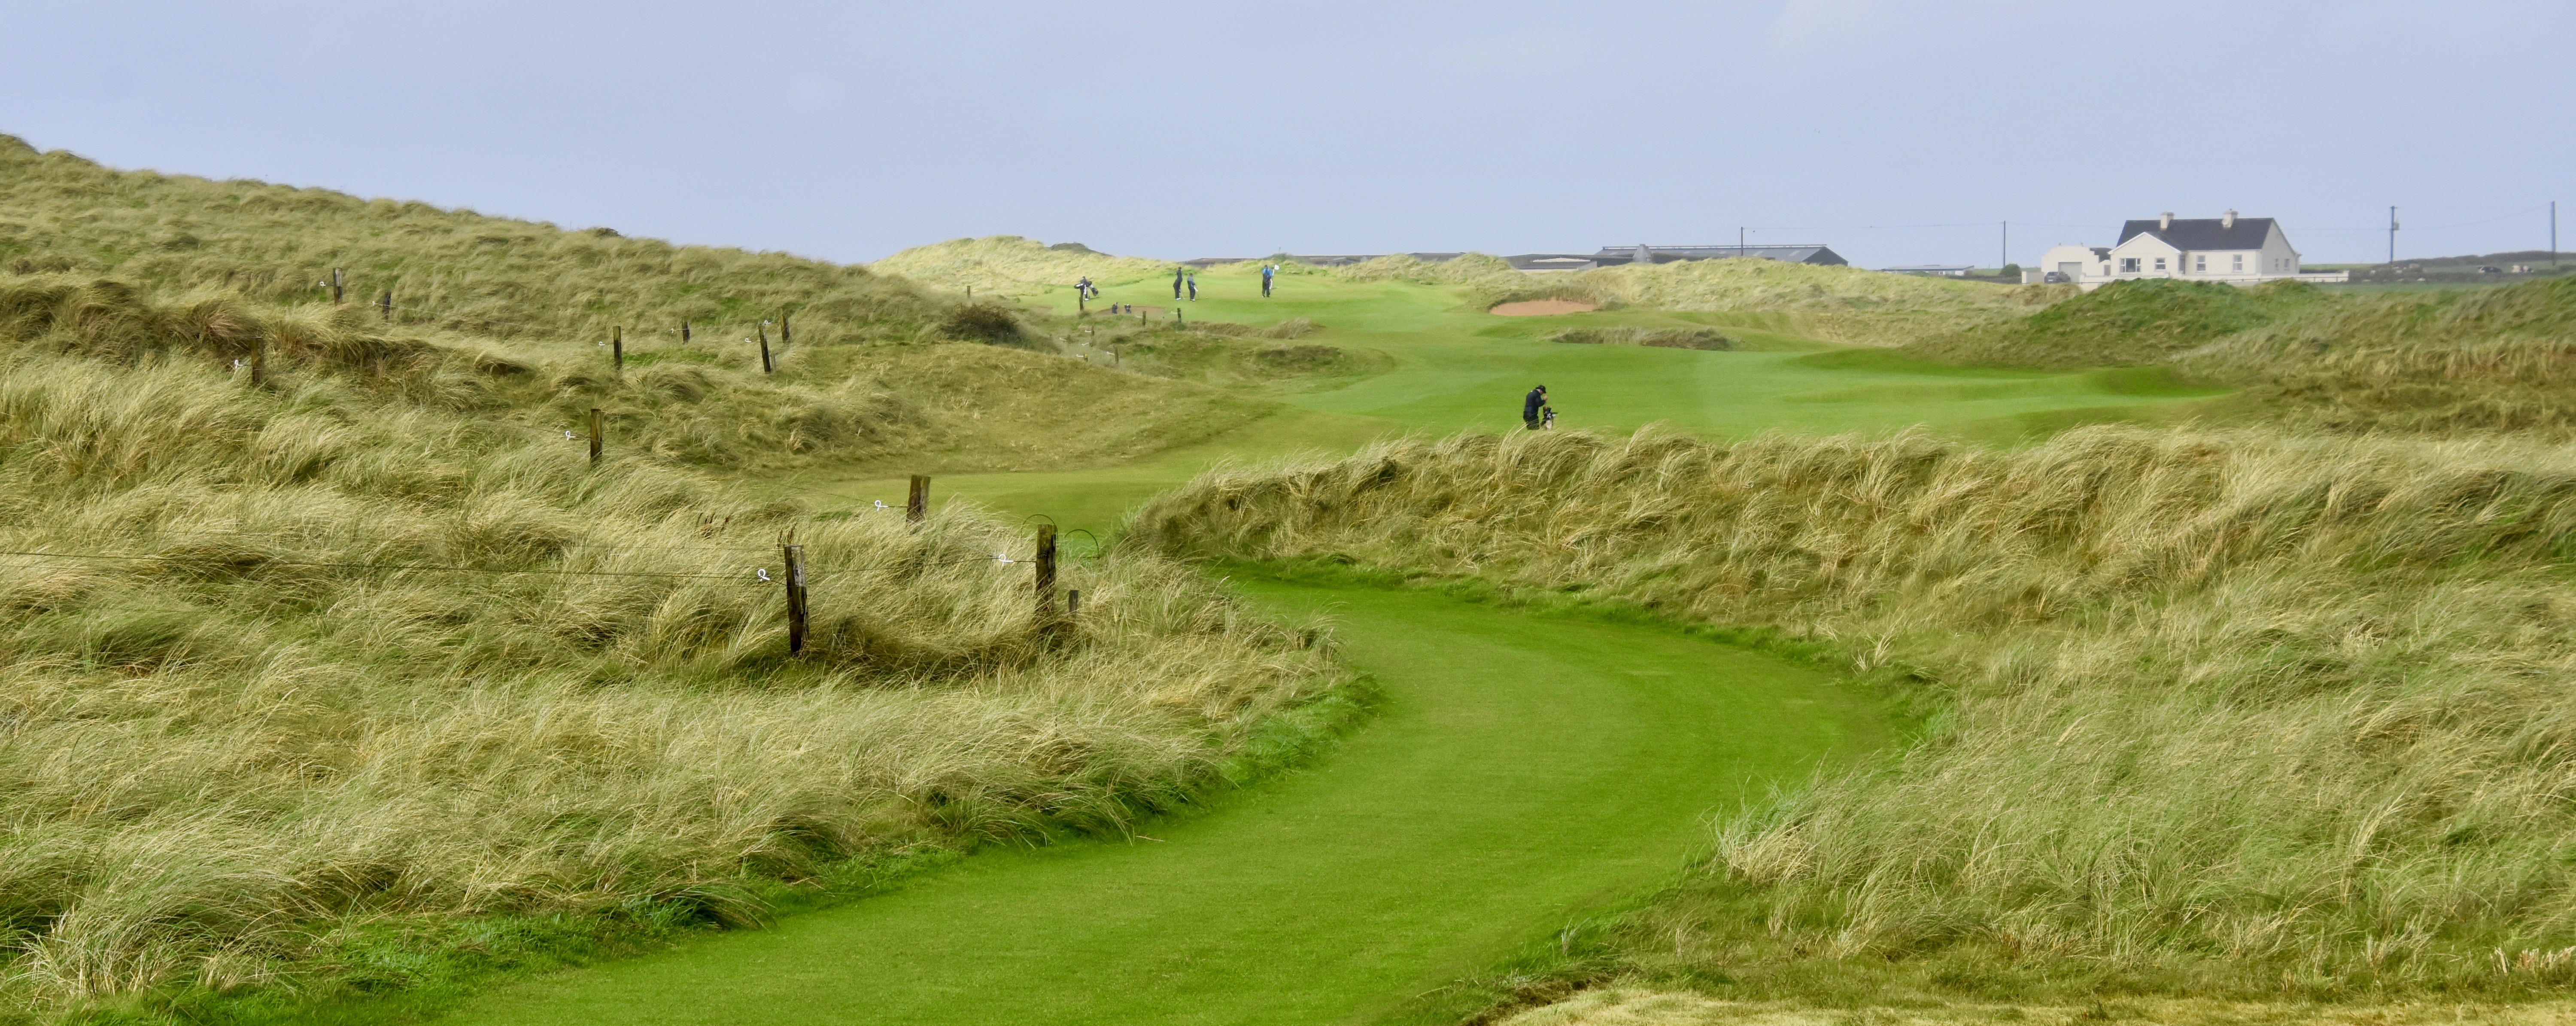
[2222,209,2237,229]
[2160,212,2173,230]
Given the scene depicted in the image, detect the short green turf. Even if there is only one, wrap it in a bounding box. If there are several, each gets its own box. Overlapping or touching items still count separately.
[432,575,1887,1025]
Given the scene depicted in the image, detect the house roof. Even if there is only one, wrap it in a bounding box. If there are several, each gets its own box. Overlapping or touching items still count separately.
[2117,218,2277,251]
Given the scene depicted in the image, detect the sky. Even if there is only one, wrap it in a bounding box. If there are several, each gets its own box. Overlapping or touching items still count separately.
[4,0,2569,268]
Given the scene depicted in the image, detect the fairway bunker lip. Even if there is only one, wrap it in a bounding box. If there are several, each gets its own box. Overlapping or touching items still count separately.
[1490,299,1596,316]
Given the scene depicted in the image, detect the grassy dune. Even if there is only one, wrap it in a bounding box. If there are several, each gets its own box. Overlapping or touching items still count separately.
[1130,426,2576,1000]
[2181,276,2576,435]
[0,137,1276,476]
[0,146,1352,1017]
[1574,259,2062,345]
[0,340,1339,1013]
[0,137,930,351]
[1905,278,2323,369]
[1317,253,2056,347]
[870,235,1176,296]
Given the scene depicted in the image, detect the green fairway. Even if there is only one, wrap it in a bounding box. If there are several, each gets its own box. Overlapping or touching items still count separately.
[434,575,1887,1025]
[802,264,2221,534]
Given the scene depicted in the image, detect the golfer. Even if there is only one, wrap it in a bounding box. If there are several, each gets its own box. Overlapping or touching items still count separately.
[1261,264,1275,297]
[1522,385,1548,430]
[1173,267,1185,300]
[1187,274,1198,301]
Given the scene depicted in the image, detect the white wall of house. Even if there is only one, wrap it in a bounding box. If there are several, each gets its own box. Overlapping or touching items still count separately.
[2069,219,2323,291]
[2039,244,2102,283]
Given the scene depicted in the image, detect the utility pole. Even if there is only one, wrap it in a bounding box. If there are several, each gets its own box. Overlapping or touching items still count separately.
[1738,226,1745,257]
[2553,201,2559,266]
[2002,221,2009,273]
[2388,206,2399,265]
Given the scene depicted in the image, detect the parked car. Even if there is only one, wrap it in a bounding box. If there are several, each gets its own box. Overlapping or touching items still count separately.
[2042,271,2070,284]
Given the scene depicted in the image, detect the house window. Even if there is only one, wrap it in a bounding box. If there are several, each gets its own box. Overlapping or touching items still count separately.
[2120,257,2141,273]
[2154,257,2167,271]
[2233,254,2244,272]
[2195,256,2206,272]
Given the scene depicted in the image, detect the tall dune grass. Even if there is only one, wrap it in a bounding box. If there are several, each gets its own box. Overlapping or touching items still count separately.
[0,347,1340,1011]
[0,137,936,356]
[2181,276,2576,436]
[1130,425,2576,995]
[0,136,1276,476]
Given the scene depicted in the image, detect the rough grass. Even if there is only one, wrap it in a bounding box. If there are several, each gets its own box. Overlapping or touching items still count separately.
[1549,326,1734,350]
[870,235,1175,296]
[1905,278,2324,369]
[1574,259,2060,345]
[1129,425,2576,1001]
[1069,323,1379,387]
[0,136,937,354]
[1499,990,2576,1026]
[2179,276,2576,436]
[0,135,1275,477]
[0,340,1340,1016]
[1324,254,2063,344]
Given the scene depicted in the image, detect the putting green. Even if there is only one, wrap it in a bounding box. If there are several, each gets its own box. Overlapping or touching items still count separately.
[437,575,1887,1024]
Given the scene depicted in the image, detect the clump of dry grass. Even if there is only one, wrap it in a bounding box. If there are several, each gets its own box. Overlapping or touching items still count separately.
[1129,425,2576,996]
[0,344,1340,1010]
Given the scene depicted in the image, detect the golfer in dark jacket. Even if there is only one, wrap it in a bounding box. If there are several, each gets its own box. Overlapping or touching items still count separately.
[1173,268,1185,299]
[1523,385,1547,429]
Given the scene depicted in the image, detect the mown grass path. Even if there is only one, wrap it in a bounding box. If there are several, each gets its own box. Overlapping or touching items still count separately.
[438,577,1887,1025]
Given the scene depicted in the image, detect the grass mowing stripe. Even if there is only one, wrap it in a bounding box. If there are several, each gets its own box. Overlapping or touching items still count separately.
[430,572,1890,1025]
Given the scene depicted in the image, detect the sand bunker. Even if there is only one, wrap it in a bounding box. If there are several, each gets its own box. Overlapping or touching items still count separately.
[1490,299,1595,316]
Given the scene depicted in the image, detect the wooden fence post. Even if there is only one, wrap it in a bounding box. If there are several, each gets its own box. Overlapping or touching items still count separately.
[759,323,774,374]
[1034,523,1057,621]
[589,408,603,465]
[249,341,266,387]
[330,268,345,306]
[1067,588,1080,618]
[680,319,691,344]
[612,326,623,373]
[906,475,929,524]
[780,311,791,348]
[783,541,809,655]
[379,290,392,322]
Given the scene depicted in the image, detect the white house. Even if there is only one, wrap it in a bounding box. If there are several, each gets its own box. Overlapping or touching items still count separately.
[2037,212,2347,291]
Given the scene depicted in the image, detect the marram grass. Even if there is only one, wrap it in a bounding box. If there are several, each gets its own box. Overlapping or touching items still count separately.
[0,344,1339,1012]
[1130,424,2576,997]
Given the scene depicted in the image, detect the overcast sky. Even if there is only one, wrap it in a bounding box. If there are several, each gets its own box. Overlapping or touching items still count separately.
[6,1,2569,268]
